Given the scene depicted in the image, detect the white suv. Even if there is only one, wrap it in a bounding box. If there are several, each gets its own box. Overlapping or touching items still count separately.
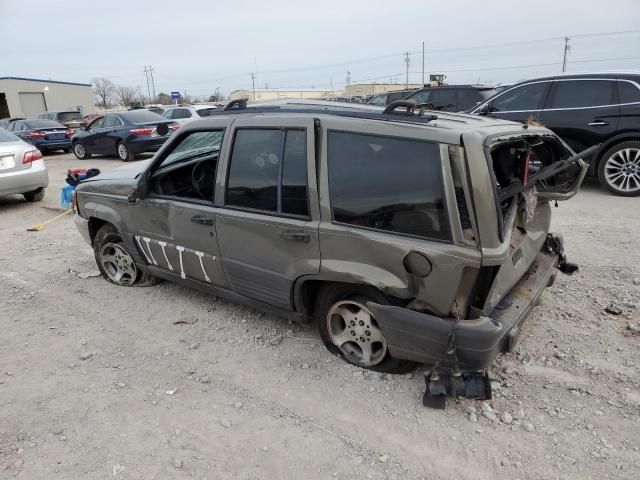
[162,105,218,125]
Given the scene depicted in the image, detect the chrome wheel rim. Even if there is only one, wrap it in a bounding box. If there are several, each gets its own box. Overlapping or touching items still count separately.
[604,148,640,193]
[74,143,85,158]
[117,143,128,160]
[100,242,137,286]
[326,300,387,367]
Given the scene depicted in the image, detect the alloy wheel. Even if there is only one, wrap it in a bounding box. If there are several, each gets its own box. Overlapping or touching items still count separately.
[74,143,86,158]
[603,148,640,194]
[117,143,129,160]
[100,242,137,286]
[326,300,387,367]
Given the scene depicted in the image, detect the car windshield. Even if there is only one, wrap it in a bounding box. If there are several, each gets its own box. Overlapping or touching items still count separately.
[0,128,19,142]
[26,119,65,129]
[57,112,82,122]
[160,130,224,168]
[196,108,217,117]
[121,110,164,124]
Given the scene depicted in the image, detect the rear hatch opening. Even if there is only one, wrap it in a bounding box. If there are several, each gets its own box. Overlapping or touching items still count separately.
[470,134,590,314]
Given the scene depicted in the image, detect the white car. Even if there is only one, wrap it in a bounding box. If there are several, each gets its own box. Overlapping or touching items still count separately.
[162,105,218,125]
[0,128,49,201]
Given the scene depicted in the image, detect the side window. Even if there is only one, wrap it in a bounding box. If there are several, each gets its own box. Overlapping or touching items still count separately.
[173,109,190,119]
[328,131,450,241]
[103,115,117,128]
[619,81,640,104]
[369,95,386,106]
[160,130,224,168]
[550,80,615,108]
[162,109,174,119]
[491,83,548,112]
[430,90,457,110]
[408,90,432,104]
[458,89,483,110]
[89,117,105,130]
[226,129,309,216]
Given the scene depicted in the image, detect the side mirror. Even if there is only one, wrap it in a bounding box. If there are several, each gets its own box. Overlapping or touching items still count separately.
[477,104,490,116]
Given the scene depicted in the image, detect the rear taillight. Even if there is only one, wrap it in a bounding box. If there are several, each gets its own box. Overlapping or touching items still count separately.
[130,128,154,136]
[169,123,180,131]
[65,129,75,137]
[23,149,43,164]
[24,131,46,138]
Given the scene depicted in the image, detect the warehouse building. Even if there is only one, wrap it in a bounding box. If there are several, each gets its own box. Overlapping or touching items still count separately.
[229,89,340,102]
[0,77,95,119]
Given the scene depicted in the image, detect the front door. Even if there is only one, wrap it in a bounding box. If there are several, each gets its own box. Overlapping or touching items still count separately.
[215,117,320,310]
[540,79,620,153]
[129,128,230,288]
[485,81,552,124]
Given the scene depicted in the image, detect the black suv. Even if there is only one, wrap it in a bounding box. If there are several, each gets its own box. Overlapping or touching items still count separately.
[470,72,640,196]
[403,85,495,112]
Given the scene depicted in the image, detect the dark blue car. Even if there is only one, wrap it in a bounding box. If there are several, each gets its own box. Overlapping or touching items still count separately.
[7,119,72,153]
[71,110,177,162]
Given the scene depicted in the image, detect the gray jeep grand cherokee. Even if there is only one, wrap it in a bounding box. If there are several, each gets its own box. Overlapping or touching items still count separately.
[74,99,592,403]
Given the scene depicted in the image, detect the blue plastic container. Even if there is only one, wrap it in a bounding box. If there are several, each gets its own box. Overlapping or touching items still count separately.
[59,184,75,209]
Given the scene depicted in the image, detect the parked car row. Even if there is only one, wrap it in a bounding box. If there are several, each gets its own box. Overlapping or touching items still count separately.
[4,119,74,153]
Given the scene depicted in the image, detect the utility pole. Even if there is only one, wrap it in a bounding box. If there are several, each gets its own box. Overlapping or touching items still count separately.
[215,86,220,102]
[421,41,425,86]
[346,71,351,87]
[562,37,571,72]
[143,66,151,104]
[149,66,157,104]
[250,72,256,101]
[404,52,410,88]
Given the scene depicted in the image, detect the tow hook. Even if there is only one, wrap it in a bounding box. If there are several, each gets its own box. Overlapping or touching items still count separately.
[546,234,579,275]
[423,370,492,409]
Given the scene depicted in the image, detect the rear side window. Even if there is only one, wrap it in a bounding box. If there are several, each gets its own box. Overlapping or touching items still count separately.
[226,129,309,216]
[491,83,548,111]
[196,108,217,117]
[458,89,483,110]
[619,81,640,103]
[328,132,450,241]
[550,80,615,108]
[429,90,457,110]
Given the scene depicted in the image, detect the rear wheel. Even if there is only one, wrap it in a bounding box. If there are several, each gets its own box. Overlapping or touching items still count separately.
[23,187,45,202]
[117,141,135,162]
[315,284,416,374]
[597,141,640,196]
[73,142,91,160]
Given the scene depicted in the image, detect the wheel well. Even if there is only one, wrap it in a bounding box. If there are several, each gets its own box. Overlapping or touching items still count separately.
[88,217,113,244]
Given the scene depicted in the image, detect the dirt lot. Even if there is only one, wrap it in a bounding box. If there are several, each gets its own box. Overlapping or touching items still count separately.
[1,152,639,480]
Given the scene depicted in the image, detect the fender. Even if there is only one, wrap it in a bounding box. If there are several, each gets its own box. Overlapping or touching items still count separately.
[590,131,640,174]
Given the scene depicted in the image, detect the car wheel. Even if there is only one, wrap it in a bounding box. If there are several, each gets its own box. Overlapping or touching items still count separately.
[23,187,45,202]
[117,141,135,162]
[73,142,91,160]
[314,284,416,374]
[597,141,640,197]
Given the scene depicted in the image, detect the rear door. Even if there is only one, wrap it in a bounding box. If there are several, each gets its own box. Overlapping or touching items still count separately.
[540,78,620,153]
[215,116,320,310]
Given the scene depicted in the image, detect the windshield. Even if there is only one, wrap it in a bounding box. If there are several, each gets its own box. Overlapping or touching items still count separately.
[25,119,65,129]
[159,130,224,168]
[58,112,82,122]
[0,128,19,142]
[121,110,165,124]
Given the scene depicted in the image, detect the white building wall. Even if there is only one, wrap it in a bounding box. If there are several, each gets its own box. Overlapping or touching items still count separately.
[0,78,95,117]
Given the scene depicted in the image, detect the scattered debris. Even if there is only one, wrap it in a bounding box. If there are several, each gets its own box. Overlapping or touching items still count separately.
[172,458,183,469]
[605,304,623,315]
[74,270,101,279]
[220,418,232,428]
[78,352,93,361]
[270,334,284,346]
[165,388,177,395]
[173,316,198,325]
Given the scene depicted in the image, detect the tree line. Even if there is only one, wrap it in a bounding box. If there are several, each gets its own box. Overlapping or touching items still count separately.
[92,77,224,108]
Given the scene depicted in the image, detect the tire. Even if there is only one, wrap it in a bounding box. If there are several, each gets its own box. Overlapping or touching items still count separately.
[93,224,157,287]
[23,187,45,202]
[73,142,91,160]
[314,284,416,374]
[597,141,640,197]
[117,141,135,162]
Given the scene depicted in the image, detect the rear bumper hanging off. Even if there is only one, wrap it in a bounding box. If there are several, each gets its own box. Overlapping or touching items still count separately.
[367,250,560,372]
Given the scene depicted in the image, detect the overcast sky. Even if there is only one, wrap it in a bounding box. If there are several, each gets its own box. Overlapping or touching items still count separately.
[1,0,639,98]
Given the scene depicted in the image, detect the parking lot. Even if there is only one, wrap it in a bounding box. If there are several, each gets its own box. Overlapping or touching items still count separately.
[0,152,637,479]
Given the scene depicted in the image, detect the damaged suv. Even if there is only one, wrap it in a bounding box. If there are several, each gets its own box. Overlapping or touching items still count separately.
[73,99,592,402]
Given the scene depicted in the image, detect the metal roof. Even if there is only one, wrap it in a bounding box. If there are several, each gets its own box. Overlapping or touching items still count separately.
[0,76,92,87]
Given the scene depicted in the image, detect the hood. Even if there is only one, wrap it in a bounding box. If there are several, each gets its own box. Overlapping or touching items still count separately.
[86,159,151,182]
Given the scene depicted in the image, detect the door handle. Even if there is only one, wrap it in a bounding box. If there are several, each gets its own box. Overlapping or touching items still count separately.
[588,121,608,126]
[280,229,310,242]
[190,215,214,226]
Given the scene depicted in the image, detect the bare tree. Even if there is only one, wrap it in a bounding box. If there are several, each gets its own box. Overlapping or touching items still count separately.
[92,77,115,108]
[116,85,137,107]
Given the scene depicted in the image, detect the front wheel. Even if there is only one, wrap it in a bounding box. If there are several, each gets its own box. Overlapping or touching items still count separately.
[597,141,640,196]
[117,141,135,162]
[314,284,416,374]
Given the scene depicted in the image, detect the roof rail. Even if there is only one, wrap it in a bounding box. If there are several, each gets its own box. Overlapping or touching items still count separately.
[383,100,438,119]
[224,98,248,111]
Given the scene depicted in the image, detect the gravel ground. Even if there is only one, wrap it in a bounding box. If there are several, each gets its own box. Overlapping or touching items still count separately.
[1,152,639,479]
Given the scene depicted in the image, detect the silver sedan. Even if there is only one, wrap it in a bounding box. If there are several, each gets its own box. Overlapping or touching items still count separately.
[0,128,49,201]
